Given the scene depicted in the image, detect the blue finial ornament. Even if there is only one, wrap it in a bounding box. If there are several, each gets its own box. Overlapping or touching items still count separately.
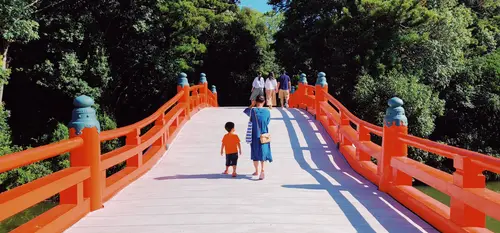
[68,95,101,135]
[199,73,207,84]
[384,97,408,127]
[178,72,189,87]
[299,73,307,84]
[211,85,217,93]
[316,72,327,87]
[291,86,296,94]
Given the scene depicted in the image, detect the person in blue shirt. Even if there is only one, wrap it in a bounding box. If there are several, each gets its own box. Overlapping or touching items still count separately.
[277,70,291,108]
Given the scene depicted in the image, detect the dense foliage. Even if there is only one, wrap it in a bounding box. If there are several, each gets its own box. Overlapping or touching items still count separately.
[1,0,500,193]
[271,0,500,178]
[0,0,280,191]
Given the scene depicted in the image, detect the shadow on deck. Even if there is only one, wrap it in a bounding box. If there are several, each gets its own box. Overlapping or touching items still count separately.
[275,108,437,233]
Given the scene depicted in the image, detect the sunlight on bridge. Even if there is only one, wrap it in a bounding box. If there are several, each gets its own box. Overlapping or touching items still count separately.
[65,107,436,233]
[2,77,499,233]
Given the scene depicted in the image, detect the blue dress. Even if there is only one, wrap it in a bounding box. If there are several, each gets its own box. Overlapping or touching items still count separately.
[250,107,273,162]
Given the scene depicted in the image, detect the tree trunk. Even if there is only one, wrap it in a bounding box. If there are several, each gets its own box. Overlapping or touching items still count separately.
[0,43,9,103]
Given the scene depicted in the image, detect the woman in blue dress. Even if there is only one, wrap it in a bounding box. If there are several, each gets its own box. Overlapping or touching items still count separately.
[250,95,272,180]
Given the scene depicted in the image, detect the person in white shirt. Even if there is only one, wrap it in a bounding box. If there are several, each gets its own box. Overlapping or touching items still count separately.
[249,72,265,108]
[265,72,278,109]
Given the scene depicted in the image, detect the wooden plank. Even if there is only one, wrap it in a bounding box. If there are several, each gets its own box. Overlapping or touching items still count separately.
[390,185,466,233]
[358,141,381,160]
[101,146,136,170]
[12,199,90,233]
[0,167,90,221]
[391,157,452,196]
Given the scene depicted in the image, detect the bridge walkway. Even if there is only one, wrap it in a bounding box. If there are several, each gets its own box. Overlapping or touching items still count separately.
[65,107,437,233]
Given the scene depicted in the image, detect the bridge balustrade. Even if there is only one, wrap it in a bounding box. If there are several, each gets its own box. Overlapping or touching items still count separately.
[0,73,218,233]
[290,72,500,233]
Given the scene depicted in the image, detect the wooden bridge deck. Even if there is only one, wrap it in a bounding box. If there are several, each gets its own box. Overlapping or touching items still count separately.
[66,107,438,233]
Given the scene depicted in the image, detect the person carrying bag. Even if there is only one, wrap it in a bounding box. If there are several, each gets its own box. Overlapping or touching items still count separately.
[249,95,273,180]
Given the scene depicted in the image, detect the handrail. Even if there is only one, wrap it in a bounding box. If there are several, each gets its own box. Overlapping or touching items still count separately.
[0,72,219,232]
[290,72,500,233]
[100,91,184,141]
[398,133,500,174]
[323,89,383,136]
[190,84,203,92]
[0,137,83,173]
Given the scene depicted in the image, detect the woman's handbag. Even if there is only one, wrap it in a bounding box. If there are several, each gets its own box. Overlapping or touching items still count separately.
[253,108,271,144]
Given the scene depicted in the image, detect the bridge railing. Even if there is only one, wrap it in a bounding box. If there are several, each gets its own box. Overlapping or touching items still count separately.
[0,72,218,233]
[290,72,500,233]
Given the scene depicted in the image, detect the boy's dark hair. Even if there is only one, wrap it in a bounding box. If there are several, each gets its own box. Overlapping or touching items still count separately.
[225,122,235,132]
[256,95,265,103]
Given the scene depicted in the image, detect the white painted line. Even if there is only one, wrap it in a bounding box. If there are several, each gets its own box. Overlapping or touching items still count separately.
[292,121,308,147]
[315,132,327,145]
[378,197,429,233]
[343,172,363,184]
[303,150,317,169]
[328,154,341,170]
[340,191,389,233]
[283,108,295,119]
[317,170,341,186]
[309,121,318,131]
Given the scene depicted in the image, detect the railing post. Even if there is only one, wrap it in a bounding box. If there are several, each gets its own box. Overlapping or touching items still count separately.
[357,125,371,161]
[379,97,411,192]
[126,128,142,167]
[315,72,327,118]
[178,72,190,119]
[192,87,199,109]
[339,112,351,147]
[450,156,486,227]
[199,73,208,107]
[298,73,307,108]
[211,85,218,107]
[154,112,166,148]
[67,95,102,211]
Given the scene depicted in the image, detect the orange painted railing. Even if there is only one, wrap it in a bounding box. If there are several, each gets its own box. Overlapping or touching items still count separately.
[290,72,500,233]
[0,72,218,232]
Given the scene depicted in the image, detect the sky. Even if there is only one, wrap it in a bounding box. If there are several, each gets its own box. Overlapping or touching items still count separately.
[239,0,273,12]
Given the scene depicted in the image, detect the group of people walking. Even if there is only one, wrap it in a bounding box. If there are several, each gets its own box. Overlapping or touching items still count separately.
[249,70,291,109]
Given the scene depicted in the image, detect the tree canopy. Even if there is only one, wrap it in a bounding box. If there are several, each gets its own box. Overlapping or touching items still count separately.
[0,0,280,194]
[0,0,499,198]
[271,0,500,178]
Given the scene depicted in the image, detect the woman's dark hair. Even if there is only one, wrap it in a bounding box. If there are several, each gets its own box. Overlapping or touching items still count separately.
[256,95,265,103]
[225,122,235,132]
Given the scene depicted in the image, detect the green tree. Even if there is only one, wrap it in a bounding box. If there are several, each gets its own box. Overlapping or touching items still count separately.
[0,0,39,103]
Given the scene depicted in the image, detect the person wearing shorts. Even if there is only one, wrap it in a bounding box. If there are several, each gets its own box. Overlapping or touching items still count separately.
[277,70,291,107]
[220,122,241,177]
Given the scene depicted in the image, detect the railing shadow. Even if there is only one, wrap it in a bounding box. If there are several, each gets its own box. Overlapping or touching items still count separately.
[277,108,437,233]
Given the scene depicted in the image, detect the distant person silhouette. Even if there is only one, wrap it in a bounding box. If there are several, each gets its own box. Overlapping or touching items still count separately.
[277,70,291,107]
[249,72,265,108]
[265,72,278,109]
